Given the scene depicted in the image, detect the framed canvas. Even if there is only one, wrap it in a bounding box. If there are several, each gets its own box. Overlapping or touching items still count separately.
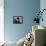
[13,16,23,24]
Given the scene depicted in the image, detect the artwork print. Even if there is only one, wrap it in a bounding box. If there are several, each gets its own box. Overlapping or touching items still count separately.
[13,16,23,24]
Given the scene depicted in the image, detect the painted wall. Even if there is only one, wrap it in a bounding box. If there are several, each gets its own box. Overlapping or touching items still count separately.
[4,0,40,42]
[40,0,46,45]
[40,0,46,27]
[0,0,4,42]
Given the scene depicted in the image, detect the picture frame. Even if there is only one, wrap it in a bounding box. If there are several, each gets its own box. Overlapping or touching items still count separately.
[13,16,23,24]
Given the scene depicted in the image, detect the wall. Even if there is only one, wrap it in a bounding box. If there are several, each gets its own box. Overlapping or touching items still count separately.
[40,0,46,45]
[4,0,40,42]
[40,0,46,26]
[0,0,4,42]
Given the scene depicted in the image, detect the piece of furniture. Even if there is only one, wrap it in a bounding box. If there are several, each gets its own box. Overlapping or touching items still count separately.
[31,25,46,46]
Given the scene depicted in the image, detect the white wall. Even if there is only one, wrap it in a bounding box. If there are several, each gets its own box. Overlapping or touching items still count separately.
[0,0,4,42]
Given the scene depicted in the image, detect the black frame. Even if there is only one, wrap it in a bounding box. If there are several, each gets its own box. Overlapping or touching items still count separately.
[13,16,23,24]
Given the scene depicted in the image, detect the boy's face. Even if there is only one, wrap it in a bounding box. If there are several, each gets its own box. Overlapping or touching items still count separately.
[16,17,20,21]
